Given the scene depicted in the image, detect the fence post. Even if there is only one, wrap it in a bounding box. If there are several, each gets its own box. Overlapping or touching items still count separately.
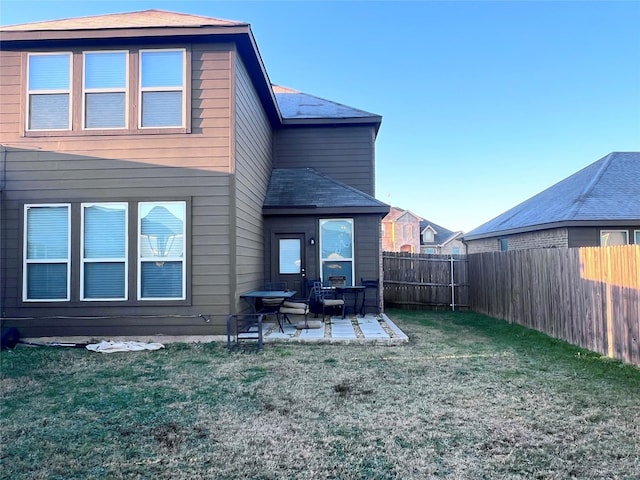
[450,256,455,312]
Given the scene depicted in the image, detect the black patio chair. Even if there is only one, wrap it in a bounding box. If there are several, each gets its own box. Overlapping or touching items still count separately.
[361,278,380,315]
[313,281,345,321]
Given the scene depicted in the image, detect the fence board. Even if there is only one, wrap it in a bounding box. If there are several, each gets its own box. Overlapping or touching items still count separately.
[468,245,640,367]
[383,252,468,310]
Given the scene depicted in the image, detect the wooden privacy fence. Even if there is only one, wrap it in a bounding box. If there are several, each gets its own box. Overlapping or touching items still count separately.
[468,245,640,367]
[383,252,469,310]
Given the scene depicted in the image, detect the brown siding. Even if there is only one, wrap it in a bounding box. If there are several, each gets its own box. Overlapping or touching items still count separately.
[0,51,22,138]
[0,43,242,336]
[232,54,272,306]
[273,127,376,196]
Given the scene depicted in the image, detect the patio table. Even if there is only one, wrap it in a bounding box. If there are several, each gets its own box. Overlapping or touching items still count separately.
[240,290,296,331]
[323,286,366,318]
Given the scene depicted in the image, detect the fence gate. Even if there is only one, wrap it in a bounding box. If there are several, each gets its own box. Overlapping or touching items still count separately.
[382,252,469,310]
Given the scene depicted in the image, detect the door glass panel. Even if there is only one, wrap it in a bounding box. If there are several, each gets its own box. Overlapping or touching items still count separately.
[279,239,301,274]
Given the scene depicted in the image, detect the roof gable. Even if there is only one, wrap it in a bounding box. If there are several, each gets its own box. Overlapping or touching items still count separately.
[465,152,640,240]
[419,220,458,245]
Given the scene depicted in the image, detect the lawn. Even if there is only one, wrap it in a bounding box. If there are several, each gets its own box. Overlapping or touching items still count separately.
[1,310,639,479]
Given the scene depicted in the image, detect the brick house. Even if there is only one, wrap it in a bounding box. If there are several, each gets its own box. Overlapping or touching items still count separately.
[464,152,640,253]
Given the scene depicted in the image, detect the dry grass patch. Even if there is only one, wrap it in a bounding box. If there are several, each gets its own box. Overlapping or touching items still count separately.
[1,310,639,479]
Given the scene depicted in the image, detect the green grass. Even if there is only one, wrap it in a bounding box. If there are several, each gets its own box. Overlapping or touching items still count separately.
[1,310,639,479]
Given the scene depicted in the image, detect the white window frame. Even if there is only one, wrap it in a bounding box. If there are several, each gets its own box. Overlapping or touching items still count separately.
[81,203,128,301]
[138,49,186,129]
[600,229,629,246]
[634,230,640,245]
[319,218,355,286]
[26,52,73,132]
[23,204,71,302]
[82,50,129,130]
[137,201,186,300]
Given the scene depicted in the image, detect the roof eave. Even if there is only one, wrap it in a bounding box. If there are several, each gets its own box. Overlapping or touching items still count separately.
[0,24,250,42]
[280,116,382,134]
[263,205,390,216]
[463,219,640,241]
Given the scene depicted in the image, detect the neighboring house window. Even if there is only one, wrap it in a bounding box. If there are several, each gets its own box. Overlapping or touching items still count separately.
[140,49,185,128]
[320,219,354,285]
[634,230,640,244]
[27,53,72,131]
[81,203,128,300]
[138,201,186,300]
[499,238,508,251]
[23,204,71,301]
[425,248,435,254]
[600,230,628,246]
[83,51,128,129]
[423,230,434,242]
[452,247,460,255]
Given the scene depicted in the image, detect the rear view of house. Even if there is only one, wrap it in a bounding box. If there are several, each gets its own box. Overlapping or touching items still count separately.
[0,10,389,337]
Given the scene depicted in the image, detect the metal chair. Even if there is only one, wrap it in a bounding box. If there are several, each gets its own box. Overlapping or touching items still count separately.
[279,289,313,328]
[226,314,265,351]
[258,297,286,332]
[313,281,345,321]
[361,278,380,315]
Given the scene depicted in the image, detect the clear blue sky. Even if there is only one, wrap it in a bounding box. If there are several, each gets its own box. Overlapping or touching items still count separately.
[2,0,639,232]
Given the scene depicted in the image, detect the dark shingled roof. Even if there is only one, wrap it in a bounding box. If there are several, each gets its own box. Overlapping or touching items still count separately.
[464,152,640,240]
[263,168,389,215]
[419,220,457,245]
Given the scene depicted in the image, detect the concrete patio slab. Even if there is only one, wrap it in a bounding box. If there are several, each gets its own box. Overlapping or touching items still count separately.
[22,313,409,347]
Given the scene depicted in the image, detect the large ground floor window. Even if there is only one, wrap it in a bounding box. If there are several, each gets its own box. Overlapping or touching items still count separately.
[319,218,354,285]
[23,200,186,302]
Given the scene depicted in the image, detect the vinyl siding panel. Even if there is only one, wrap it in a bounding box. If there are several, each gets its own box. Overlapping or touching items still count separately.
[232,55,272,303]
[0,51,22,137]
[273,127,376,195]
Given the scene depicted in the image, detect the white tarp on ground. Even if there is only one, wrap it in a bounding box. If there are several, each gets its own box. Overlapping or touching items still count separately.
[86,341,165,353]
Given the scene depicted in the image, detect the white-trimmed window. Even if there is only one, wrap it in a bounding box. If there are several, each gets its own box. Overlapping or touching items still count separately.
[27,53,72,131]
[138,201,186,300]
[23,204,71,301]
[600,230,629,246]
[81,203,128,300]
[139,49,185,128]
[83,51,128,129]
[320,219,354,286]
[635,230,640,244]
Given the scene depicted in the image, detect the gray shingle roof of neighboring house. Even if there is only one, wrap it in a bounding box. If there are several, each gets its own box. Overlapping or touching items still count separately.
[419,220,460,245]
[263,168,389,215]
[464,152,640,240]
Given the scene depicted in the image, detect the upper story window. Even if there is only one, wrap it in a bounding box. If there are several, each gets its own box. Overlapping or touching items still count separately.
[26,48,189,134]
[140,50,185,128]
[27,53,72,131]
[83,51,128,129]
